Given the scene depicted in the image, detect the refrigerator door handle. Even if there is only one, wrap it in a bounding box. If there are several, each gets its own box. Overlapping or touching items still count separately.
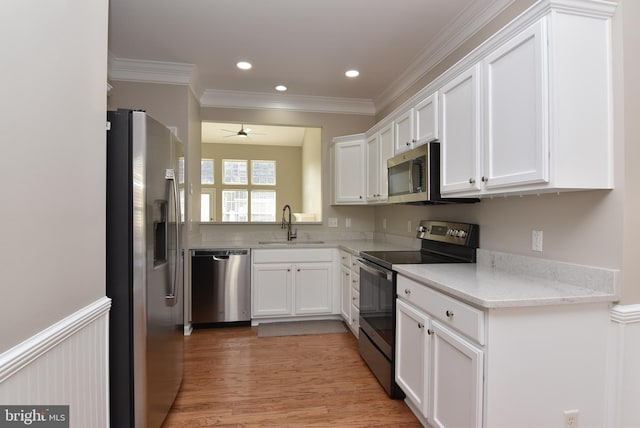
[165,168,179,306]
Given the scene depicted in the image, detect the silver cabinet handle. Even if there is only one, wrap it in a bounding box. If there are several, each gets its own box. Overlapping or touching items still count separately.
[446,310,454,318]
[404,289,411,295]
[481,176,488,183]
[427,329,434,335]
[417,322,424,329]
[469,178,475,184]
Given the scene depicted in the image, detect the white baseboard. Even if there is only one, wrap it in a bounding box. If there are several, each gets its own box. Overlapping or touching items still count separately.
[0,297,112,428]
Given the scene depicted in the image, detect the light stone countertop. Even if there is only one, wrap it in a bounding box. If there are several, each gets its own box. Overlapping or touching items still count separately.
[394,249,620,309]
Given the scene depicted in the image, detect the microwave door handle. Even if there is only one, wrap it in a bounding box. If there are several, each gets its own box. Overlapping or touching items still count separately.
[409,160,414,193]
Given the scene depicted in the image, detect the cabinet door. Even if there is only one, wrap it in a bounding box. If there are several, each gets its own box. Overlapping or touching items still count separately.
[440,65,482,195]
[394,109,414,153]
[378,123,394,201]
[334,140,365,203]
[252,264,293,317]
[414,92,438,146]
[483,20,548,190]
[340,265,352,323]
[430,320,483,428]
[396,299,430,418]
[295,262,332,315]
[365,133,381,202]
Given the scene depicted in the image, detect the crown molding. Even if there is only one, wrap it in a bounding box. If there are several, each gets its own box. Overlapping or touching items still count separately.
[108,56,195,86]
[200,89,375,116]
[373,0,516,112]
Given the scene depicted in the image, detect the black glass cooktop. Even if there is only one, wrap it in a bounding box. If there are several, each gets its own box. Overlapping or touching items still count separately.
[361,250,463,270]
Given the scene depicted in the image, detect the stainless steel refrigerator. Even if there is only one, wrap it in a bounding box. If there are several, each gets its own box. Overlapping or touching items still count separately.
[106,109,184,427]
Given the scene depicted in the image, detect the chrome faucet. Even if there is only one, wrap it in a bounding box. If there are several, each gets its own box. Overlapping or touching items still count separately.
[281,204,297,241]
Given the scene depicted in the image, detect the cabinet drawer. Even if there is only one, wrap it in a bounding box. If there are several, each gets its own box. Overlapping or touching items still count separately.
[340,250,351,268]
[352,289,360,309]
[253,248,333,263]
[351,305,360,332]
[397,275,485,345]
[351,271,360,292]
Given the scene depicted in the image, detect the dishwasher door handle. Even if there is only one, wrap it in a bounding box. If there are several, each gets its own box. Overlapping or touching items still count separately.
[212,255,229,261]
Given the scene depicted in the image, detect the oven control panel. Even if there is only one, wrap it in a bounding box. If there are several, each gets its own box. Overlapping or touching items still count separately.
[416,220,479,247]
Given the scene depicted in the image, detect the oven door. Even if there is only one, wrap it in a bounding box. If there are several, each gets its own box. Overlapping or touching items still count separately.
[357,258,395,360]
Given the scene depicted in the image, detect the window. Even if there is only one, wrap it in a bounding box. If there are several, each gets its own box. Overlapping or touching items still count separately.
[223,160,248,184]
[201,188,216,222]
[222,190,248,222]
[251,160,276,185]
[201,159,214,184]
[251,191,276,222]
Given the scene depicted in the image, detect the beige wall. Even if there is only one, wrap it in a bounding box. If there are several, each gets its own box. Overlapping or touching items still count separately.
[302,128,323,218]
[0,0,109,351]
[200,143,303,221]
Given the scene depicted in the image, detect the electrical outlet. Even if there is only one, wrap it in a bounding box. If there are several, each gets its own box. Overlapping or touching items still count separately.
[328,217,338,228]
[532,230,543,252]
[382,218,387,230]
[346,218,351,228]
[564,409,578,428]
[407,220,412,233]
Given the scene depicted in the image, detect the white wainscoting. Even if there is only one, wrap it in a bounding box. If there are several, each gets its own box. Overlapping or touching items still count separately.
[608,304,640,428]
[0,297,111,428]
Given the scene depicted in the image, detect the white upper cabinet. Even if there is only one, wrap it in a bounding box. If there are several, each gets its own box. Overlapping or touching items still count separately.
[441,9,613,197]
[440,65,482,195]
[366,122,394,203]
[394,92,439,155]
[482,20,548,190]
[394,109,414,154]
[333,134,365,204]
[414,92,439,146]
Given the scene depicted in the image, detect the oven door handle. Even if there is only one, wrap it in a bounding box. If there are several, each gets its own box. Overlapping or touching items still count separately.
[356,258,393,281]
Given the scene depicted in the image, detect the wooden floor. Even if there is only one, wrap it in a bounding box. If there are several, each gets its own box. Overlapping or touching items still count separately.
[162,325,421,427]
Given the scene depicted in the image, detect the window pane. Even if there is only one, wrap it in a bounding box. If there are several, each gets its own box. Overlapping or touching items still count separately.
[201,159,214,184]
[251,191,276,222]
[201,193,210,222]
[178,158,185,184]
[223,160,248,184]
[222,190,248,222]
[252,160,276,185]
[201,188,216,222]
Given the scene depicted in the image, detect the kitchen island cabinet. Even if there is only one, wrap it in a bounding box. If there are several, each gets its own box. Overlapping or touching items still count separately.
[395,254,616,428]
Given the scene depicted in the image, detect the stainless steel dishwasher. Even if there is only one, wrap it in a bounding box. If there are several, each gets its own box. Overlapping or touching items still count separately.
[191,249,251,325]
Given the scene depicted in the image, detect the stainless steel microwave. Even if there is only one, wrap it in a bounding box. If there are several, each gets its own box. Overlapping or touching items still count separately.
[387,142,478,204]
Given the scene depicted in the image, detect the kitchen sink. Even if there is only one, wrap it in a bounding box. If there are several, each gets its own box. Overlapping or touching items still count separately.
[258,240,325,245]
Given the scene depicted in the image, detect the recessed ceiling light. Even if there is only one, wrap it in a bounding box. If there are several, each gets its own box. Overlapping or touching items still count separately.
[236,61,252,70]
[275,85,287,92]
[345,69,360,78]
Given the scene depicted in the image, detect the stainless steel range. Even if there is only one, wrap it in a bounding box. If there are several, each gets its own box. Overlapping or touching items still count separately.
[357,220,479,398]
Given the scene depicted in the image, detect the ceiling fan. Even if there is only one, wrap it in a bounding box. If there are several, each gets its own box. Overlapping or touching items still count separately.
[221,124,265,138]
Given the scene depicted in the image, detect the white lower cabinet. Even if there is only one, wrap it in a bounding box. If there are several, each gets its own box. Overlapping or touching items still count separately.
[339,249,360,336]
[396,299,430,416]
[396,298,483,428]
[397,274,611,428]
[430,320,483,428]
[252,249,335,319]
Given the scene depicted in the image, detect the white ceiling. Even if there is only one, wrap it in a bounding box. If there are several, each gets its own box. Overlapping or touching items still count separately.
[108,0,514,113]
